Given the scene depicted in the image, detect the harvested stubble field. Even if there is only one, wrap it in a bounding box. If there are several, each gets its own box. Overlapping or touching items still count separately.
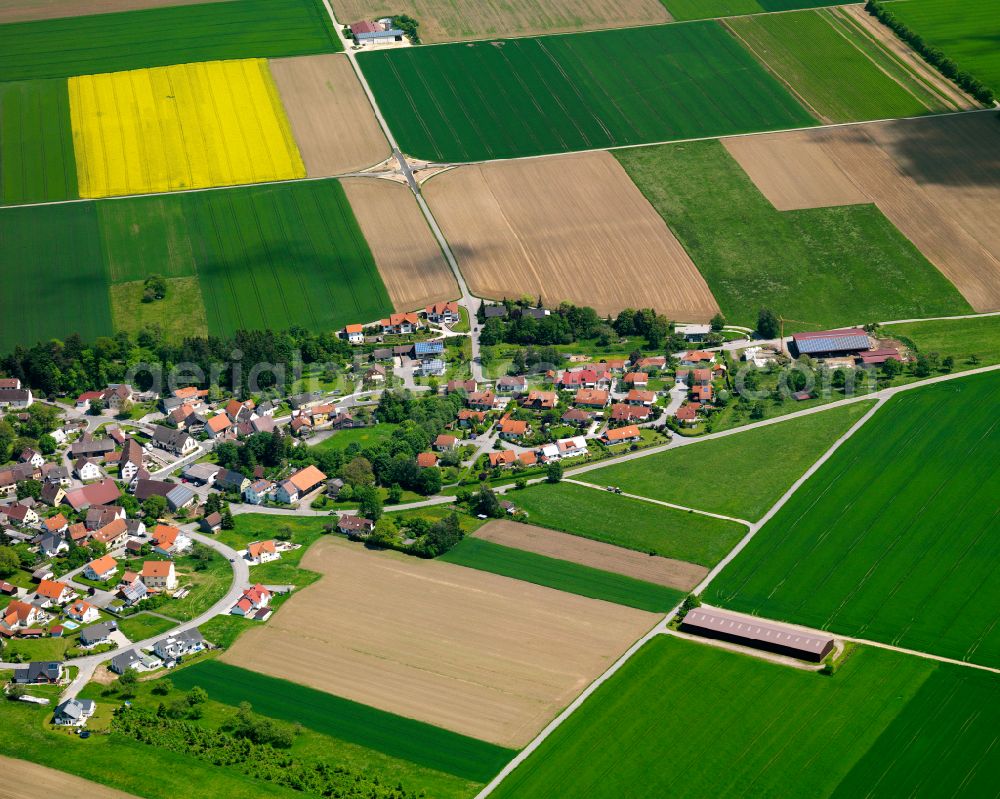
[0,79,77,205]
[69,59,304,198]
[708,370,1000,668]
[617,139,972,329]
[221,536,658,747]
[472,520,707,590]
[270,54,389,177]
[360,21,814,162]
[0,755,140,799]
[424,152,719,319]
[332,0,671,43]
[726,8,942,122]
[0,202,112,352]
[0,0,341,82]
[341,177,458,311]
[0,0,235,24]
[723,113,1000,312]
[492,636,1000,798]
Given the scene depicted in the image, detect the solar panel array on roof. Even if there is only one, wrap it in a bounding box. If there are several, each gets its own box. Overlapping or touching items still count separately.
[791,328,870,355]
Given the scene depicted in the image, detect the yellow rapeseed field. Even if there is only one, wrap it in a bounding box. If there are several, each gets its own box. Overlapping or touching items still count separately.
[69,58,305,198]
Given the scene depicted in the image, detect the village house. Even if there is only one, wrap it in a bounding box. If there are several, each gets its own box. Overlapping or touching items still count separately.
[119,439,144,486]
[246,540,279,565]
[467,391,496,411]
[35,532,68,558]
[216,469,250,495]
[603,425,642,445]
[499,417,530,440]
[338,515,375,537]
[416,451,439,468]
[20,448,44,469]
[13,661,63,684]
[623,371,649,389]
[414,340,445,361]
[120,574,148,606]
[66,599,100,624]
[496,375,527,395]
[92,518,129,550]
[433,434,458,451]
[39,482,66,508]
[200,512,223,534]
[84,555,118,582]
[2,503,39,527]
[380,312,422,335]
[70,436,115,460]
[675,404,701,427]
[627,389,656,406]
[446,379,477,395]
[541,437,588,462]
[635,356,667,372]
[73,457,104,482]
[41,514,68,536]
[365,364,387,383]
[152,426,198,456]
[205,413,234,440]
[79,620,117,648]
[611,404,651,422]
[53,698,96,727]
[275,465,327,504]
[680,350,717,367]
[36,579,74,606]
[342,323,365,345]
[0,386,33,409]
[425,301,460,325]
[489,450,517,469]
[574,389,609,409]
[675,323,712,342]
[1,599,43,633]
[561,408,592,427]
[244,479,274,505]
[231,584,272,619]
[457,409,487,427]
[151,524,190,557]
[522,390,558,410]
[86,505,125,531]
[141,561,177,592]
[152,629,205,666]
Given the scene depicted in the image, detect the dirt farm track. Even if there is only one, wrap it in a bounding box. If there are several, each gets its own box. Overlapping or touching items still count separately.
[0,755,140,799]
[221,536,658,747]
[425,151,721,320]
[724,113,1000,312]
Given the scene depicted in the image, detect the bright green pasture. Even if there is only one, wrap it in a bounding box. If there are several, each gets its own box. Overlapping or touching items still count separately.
[728,9,934,120]
[886,314,1000,367]
[510,482,747,566]
[493,636,1000,797]
[0,202,111,352]
[616,140,971,329]
[360,21,814,161]
[708,370,1000,667]
[664,0,844,20]
[888,0,1000,93]
[441,537,683,612]
[171,660,515,783]
[309,423,402,451]
[0,0,341,82]
[581,401,873,521]
[0,79,77,204]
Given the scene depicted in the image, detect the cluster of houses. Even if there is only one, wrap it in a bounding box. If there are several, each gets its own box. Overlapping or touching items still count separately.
[342,302,461,343]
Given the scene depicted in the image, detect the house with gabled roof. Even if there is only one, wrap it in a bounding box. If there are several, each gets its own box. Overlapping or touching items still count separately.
[141,561,177,592]
[246,540,278,565]
[64,478,121,511]
[66,599,99,623]
[231,584,272,619]
[275,465,327,504]
[602,425,642,445]
[35,579,74,606]
[425,301,460,325]
[84,555,118,582]
[337,515,375,537]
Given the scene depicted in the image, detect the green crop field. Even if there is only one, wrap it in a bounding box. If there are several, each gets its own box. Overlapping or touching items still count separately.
[98,196,198,283]
[664,0,844,21]
[708,370,1000,667]
[886,314,1000,368]
[360,21,814,161]
[581,402,873,521]
[0,79,77,204]
[171,661,514,783]
[510,482,747,566]
[888,0,1000,93]
[0,0,340,82]
[441,537,683,612]
[492,636,1000,797]
[616,140,971,330]
[728,9,936,121]
[0,202,111,352]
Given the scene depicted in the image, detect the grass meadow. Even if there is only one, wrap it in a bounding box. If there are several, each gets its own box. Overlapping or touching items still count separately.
[885,314,1000,368]
[441,537,684,612]
[616,140,971,330]
[727,9,935,120]
[0,79,77,204]
[171,660,515,783]
[0,202,111,351]
[360,21,814,161]
[492,636,1000,797]
[888,0,1000,93]
[510,482,747,566]
[582,401,873,521]
[0,0,341,82]
[708,370,1000,667]
[664,0,844,20]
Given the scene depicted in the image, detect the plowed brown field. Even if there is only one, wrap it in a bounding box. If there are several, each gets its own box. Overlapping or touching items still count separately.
[425,152,720,320]
[0,0,232,23]
[330,0,670,44]
[221,536,657,747]
[723,113,1000,311]
[341,177,458,311]
[475,520,708,590]
[0,755,139,799]
[270,54,388,177]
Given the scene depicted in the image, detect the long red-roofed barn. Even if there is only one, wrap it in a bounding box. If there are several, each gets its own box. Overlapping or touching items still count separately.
[680,607,834,662]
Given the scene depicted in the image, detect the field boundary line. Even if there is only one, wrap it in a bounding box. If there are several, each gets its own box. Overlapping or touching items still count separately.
[880,310,1000,325]
[563,478,752,527]
[474,614,673,798]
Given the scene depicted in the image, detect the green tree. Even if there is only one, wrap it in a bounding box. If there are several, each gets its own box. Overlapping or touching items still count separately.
[0,546,19,577]
[87,398,106,416]
[710,312,726,332]
[37,433,56,455]
[152,678,173,695]
[756,307,780,339]
[369,517,398,547]
[220,508,234,529]
[386,483,403,504]
[143,494,167,519]
[342,456,375,487]
[356,485,383,521]
[16,479,41,501]
[475,486,504,518]
[187,686,208,706]
[546,460,563,483]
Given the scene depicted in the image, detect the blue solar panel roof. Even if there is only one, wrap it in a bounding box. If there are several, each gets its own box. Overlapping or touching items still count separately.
[795,334,869,354]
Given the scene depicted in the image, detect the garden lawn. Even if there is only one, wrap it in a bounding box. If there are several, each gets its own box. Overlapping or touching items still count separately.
[116,613,178,642]
[492,636,1000,798]
[664,0,844,20]
[510,482,747,566]
[309,422,400,451]
[708,370,1000,667]
[0,202,111,352]
[581,401,873,521]
[161,550,231,622]
[171,660,515,783]
[616,140,971,329]
[0,78,77,204]
[360,21,813,161]
[441,537,683,613]
[885,314,1000,368]
[888,0,1000,93]
[727,9,932,121]
[0,0,341,82]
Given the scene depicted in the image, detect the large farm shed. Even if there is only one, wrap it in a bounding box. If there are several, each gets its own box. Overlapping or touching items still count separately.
[680,607,834,662]
[792,328,871,358]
